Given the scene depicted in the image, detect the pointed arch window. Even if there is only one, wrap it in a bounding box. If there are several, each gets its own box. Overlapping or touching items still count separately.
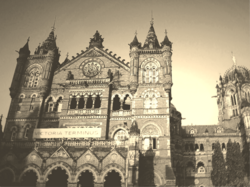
[19,94,25,103]
[143,62,159,83]
[46,97,54,112]
[55,97,63,112]
[113,129,128,141]
[26,68,40,88]
[197,162,205,173]
[29,94,36,111]
[24,124,31,139]
[143,92,158,109]
[11,127,17,141]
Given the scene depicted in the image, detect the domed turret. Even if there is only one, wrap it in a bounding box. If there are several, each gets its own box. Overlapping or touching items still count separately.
[223,65,250,84]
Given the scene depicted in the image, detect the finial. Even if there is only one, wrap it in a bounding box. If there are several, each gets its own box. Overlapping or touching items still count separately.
[66,52,69,58]
[150,10,154,26]
[0,114,2,121]
[51,16,56,32]
[135,30,137,36]
[232,51,236,65]
[27,37,30,43]
[165,29,167,36]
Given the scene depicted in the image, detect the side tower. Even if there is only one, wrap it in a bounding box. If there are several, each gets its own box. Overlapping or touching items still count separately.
[4,29,60,141]
[216,56,250,130]
[128,20,175,186]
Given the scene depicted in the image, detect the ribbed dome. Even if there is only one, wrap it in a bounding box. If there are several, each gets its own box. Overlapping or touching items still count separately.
[223,65,250,84]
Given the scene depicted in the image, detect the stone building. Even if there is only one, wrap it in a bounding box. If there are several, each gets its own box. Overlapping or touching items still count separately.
[0,20,249,187]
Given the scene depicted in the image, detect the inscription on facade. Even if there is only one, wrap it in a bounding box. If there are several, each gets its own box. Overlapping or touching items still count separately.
[33,128,101,138]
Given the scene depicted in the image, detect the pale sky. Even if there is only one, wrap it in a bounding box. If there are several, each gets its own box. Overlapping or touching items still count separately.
[0,0,249,130]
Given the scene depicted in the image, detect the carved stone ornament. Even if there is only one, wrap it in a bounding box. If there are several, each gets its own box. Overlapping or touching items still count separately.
[85,50,102,57]
[30,154,37,161]
[141,125,159,136]
[85,154,91,162]
[51,147,69,158]
[194,179,199,184]
[111,153,117,161]
[128,150,139,166]
[83,61,101,77]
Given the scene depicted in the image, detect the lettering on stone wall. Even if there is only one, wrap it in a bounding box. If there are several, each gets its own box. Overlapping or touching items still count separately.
[33,128,101,139]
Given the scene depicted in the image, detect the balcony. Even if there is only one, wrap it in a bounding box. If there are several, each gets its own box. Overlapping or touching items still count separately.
[67,109,101,115]
[111,110,131,116]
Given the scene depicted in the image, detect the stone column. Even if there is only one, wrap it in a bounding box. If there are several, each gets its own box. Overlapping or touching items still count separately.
[76,96,80,109]
[120,99,124,110]
[68,96,72,109]
[92,96,96,109]
[84,96,88,108]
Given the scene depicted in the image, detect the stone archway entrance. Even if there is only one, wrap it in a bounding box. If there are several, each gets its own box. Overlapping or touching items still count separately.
[104,170,121,187]
[0,169,14,186]
[77,170,94,187]
[21,170,38,186]
[46,167,68,187]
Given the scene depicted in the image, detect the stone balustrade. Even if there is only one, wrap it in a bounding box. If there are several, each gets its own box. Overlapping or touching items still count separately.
[111,110,131,116]
[67,109,101,115]
[1,140,129,148]
[66,78,110,85]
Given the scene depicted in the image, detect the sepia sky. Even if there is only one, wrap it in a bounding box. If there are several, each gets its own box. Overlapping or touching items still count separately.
[0,0,249,130]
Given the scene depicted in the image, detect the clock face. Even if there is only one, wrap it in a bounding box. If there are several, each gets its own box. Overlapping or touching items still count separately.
[83,61,101,77]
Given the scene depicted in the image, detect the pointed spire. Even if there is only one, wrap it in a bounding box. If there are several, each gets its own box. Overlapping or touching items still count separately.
[62,52,70,65]
[19,37,30,56]
[232,51,237,66]
[129,30,141,49]
[143,18,160,49]
[161,29,172,48]
[38,27,58,54]
[89,30,104,49]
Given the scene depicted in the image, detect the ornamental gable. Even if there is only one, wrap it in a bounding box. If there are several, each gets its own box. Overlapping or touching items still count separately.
[23,150,43,166]
[52,48,130,88]
[102,149,125,168]
[77,149,99,168]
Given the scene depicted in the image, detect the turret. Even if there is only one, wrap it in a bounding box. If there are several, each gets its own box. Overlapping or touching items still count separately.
[129,32,141,94]
[33,29,60,98]
[9,38,30,98]
[161,30,173,94]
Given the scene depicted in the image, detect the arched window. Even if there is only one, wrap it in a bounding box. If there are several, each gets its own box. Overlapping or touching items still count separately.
[46,97,54,112]
[30,95,36,111]
[55,97,63,112]
[70,96,77,109]
[185,144,189,151]
[113,95,121,111]
[143,92,158,109]
[200,144,204,151]
[222,143,226,150]
[143,62,159,83]
[122,94,131,110]
[44,63,51,79]
[195,144,199,151]
[24,124,31,138]
[26,68,40,88]
[197,162,205,173]
[190,129,195,135]
[19,94,25,103]
[113,129,127,141]
[94,95,101,108]
[78,96,85,109]
[86,95,93,109]
[11,128,17,141]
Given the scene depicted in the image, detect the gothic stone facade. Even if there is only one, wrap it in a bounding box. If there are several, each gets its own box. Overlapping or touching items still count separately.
[0,22,250,187]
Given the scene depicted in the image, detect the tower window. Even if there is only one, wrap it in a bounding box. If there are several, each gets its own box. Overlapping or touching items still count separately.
[200,144,204,151]
[26,68,40,88]
[153,138,157,149]
[70,96,77,109]
[113,129,127,141]
[24,125,31,138]
[11,128,17,141]
[143,62,159,83]
[113,95,121,111]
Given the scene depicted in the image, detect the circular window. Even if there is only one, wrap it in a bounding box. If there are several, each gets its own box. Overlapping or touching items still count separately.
[83,61,101,77]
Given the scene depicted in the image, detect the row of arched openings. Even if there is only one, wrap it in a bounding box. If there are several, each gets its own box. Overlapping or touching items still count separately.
[10,124,31,141]
[16,94,37,112]
[212,142,240,150]
[0,168,122,187]
[112,94,131,111]
[185,143,205,152]
[70,95,101,109]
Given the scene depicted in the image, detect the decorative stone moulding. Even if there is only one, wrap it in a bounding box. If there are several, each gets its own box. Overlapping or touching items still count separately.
[67,109,101,115]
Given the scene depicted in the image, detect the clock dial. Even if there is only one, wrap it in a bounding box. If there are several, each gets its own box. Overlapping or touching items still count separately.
[83,61,101,77]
